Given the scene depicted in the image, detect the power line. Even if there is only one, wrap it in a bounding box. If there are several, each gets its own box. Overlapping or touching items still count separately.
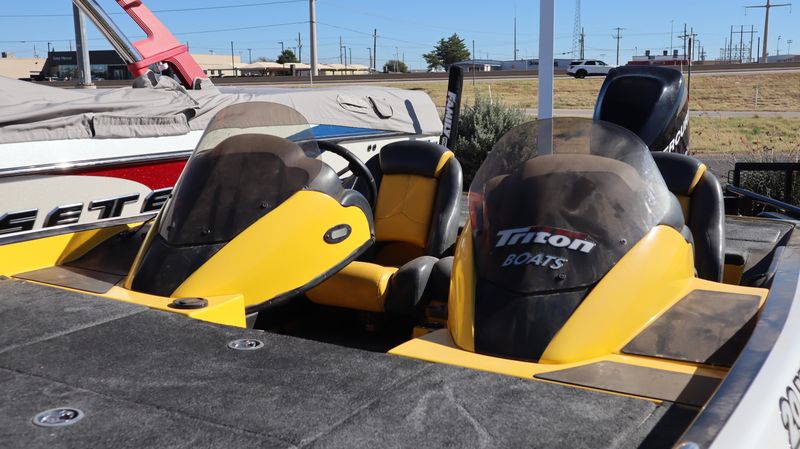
[0,0,307,18]
[173,21,307,36]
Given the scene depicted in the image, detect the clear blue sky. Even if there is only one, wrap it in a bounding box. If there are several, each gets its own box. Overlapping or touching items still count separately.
[0,0,796,69]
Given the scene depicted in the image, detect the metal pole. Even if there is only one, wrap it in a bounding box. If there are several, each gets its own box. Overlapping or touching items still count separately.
[514,15,517,60]
[248,48,252,64]
[367,48,372,71]
[729,25,734,63]
[762,0,770,62]
[72,4,93,88]
[739,25,744,63]
[538,0,555,120]
[309,0,318,76]
[72,0,140,63]
[373,29,377,72]
[230,41,235,77]
[297,32,302,63]
[670,20,674,53]
[614,27,623,65]
[472,40,475,85]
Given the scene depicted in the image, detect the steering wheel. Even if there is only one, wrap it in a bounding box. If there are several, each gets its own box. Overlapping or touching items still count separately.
[317,140,378,209]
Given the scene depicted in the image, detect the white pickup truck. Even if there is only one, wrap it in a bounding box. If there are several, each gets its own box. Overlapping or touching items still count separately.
[567,60,614,78]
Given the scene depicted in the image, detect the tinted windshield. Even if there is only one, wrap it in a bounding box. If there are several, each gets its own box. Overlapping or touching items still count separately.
[195,102,320,157]
[469,118,674,293]
[159,102,334,245]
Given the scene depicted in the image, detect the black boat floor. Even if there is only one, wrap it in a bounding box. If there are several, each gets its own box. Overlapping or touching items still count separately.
[0,278,695,449]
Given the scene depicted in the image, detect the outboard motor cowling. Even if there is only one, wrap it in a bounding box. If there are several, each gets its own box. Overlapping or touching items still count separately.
[594,66,689,153]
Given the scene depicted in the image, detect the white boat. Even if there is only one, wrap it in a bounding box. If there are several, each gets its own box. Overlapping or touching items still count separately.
[0,0,442,242]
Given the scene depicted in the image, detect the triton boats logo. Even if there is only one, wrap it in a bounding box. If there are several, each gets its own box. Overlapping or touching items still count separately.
[496,226,595,270]
[495,226,597,253]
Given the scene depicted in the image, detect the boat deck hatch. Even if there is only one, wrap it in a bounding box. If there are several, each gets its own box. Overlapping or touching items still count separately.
[535,361,720,407]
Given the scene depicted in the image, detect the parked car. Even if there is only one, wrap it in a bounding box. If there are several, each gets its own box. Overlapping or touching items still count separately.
[567,60,614,78]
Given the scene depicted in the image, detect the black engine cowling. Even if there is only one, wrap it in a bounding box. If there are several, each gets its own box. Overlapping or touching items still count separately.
[594,66,689,154]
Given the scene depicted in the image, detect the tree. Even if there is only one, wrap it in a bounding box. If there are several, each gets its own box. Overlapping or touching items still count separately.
[276,49,298,64]
[383,59,408,73]
[256,57,273,62]
[423,33,471,71]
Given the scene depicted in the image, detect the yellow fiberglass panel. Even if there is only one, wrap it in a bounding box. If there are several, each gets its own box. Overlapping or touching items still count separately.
[0,225,133,276]
[448,221,476,352]
[540,225,695,364]
[171,190,372,309]
[391,329,726,383]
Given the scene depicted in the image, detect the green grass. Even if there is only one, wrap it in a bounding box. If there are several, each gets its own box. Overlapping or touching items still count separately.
[690,117,800,154]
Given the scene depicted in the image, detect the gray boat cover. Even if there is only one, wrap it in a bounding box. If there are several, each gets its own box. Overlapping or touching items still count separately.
[0,76,442,144]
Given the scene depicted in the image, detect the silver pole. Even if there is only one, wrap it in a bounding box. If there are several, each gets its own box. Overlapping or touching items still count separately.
[309,0,318,76]
[538,0,555,120]
[72,4,94,88]
[71,0,140,63]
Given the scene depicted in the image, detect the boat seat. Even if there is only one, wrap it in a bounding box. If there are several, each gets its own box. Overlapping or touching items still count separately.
[307,140,463,318]
[652,152,725,282]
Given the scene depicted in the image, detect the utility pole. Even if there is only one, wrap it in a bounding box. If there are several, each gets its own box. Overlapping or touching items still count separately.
[309,0,318,77]
[777,35,782,56]
[367,47,372,71]
[373,29,378,72]
[613,27,624,65]
[297,32,302,62]
[788,39,794,55]
[731,25,749,63]
[230,41,236,77]
[247,48,252,64]
[349,47,352,66]
[746,0,792,63]
[670,20,674,53]
[72,4,93,88]
[749,25,756,62]
[339,36,343,64]
[279,41,284,53]
[729,25,734,62]
[739,25,745,62]
[580,28,585,59]
[757,37,761,61]
[683,23,688,60]
[678,25,691,61]
[471,40,476,85]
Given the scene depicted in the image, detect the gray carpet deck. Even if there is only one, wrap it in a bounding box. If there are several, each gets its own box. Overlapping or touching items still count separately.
[0,278,694,449]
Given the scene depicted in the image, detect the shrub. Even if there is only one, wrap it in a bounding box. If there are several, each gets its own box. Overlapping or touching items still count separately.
[453,93,528,187]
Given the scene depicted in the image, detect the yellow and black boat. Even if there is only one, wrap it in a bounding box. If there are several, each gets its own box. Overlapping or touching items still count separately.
[1,69,798,449]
